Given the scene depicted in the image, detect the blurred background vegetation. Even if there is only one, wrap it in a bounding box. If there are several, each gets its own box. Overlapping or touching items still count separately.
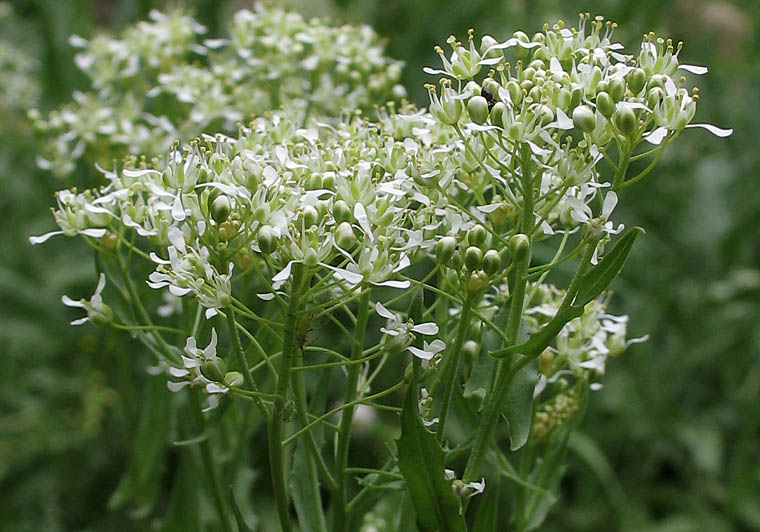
[1,0,757,530]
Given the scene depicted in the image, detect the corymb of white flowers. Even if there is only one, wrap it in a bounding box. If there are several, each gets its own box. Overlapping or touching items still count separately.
[31,12,731,532]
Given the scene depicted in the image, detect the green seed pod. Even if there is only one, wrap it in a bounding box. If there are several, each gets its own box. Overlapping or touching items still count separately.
[335,221,356,249]
[509,233,530,262]
[506,80,522,106]
[467,223,487,246]
[464,246,483,270]
[210,195,231,224]
[302,205,318,228]
[224,371,244,388]
[467,95,490,125]
[435,236,457,265]
[490,101,507,128]
[201,357,227,383]
[306,173,322,190]
[595,91,615,118]
[627,67,647,94]
[257,225,277,254]
[483,249,501,275]
[608,76,626,102]
[646,86,664,108]
[333,199,351,224]
[321,173,336,190]
[615,105,637,135]
[572,105,596,133]
[303,247,319,267]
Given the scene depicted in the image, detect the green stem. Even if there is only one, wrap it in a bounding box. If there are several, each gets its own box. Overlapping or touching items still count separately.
[436,296,473,442]
[558,241,597,312]
[188,390,234,532]
[269,262,307,532]
[226,308,269,420]
[612,141,632,190]
[332,288,371,532]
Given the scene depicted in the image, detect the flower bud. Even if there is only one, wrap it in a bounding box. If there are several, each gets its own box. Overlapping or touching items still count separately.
[257,225,277,254]
[435,236,457,265]
[483,249,501,275]
[467,95,490,125]
[201,357,227,383]
[218,221,236,241]
[466,271,489,293]
[463,340,480,361]
[335,221,356,249]
[302,205,319,228]
[509,233,530,262]
[224,371,244,388]
[627,67,646,94]
[480,34,500,58]
[539,348,554,374]
[595,91,614,118]
[322,173,336,191]
[467,223,487,246]
[646,87,664,108]
[506,80,522,106]
[490,102,507,128]
[211,195,231,224]
[615,105,637,135]
[464,246,483,270]
[572,105,596,133]
[513,31,530,59]
[463,80,481,98]
[333,199,351,224]
[608,77,626,102]
[306,173,322,190]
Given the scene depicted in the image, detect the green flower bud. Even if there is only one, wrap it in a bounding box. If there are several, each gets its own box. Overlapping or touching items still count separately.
[218,221,236,241]
[201,357,227,383]
[463,340,480,361]
[467,223,487,246]
[536,104,553,126]
[508,121,523,140]
[335,221,356,249]
[451,249,464,271]
[490,101,507,128]
[595,91,615,118]
[435,236,457,265]
[570,86,583,109]
[507,80,522,106]
[302,205,318,228]
[557,87,572,110]
[333,199,351,224]
[509,233,530,262]
[321,173,336,191]
[513,31,530,59]
[627,67,647,94]
[467,270,489,293]
[306,173,322,190]
[615,106,637,135]
[224,371,244,388]
[480,34,500,57]
[539,348,554,374]
[463,80,481,98]
[257,225,277,254]
[648,74,665,89]
[608,77,626,102]
[572,105,596,133]
[467,95,490,125]
[210,195,231,224]
[464,246,483,270]
[483,249,501,275]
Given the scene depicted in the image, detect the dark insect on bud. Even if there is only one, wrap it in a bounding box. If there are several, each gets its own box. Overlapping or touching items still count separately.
[481,84,497,111]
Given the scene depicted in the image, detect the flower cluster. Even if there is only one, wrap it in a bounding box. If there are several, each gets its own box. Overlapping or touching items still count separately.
[31,5,406,178]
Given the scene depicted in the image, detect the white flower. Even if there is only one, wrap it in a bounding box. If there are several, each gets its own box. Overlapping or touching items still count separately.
[61,273,113,325]
[167,328,228,411]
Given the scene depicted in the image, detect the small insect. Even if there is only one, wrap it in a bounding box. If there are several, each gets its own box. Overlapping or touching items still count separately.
[481,85,497,111]
[296,313,315,351]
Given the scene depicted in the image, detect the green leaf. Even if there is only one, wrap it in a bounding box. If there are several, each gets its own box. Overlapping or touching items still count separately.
[491,306,584,359]
[574,227,644,306]
[109,375,171,518]
[503,356,538,451]
[472,477,500,532]
[397,385,467,532]
[290,440,327,532]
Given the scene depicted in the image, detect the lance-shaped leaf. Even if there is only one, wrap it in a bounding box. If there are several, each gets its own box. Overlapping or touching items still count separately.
[397,386,467,532]
[574,227,644,306]
[490,305,584,359]
[503,356,539,451]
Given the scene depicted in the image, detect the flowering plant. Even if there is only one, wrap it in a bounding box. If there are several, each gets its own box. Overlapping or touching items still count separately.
[32,10,730,531]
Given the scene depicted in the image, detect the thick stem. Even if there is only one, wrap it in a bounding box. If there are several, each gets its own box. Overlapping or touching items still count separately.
[269,262,307,532]
[332,288,371,532]
[436,296,473,442]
